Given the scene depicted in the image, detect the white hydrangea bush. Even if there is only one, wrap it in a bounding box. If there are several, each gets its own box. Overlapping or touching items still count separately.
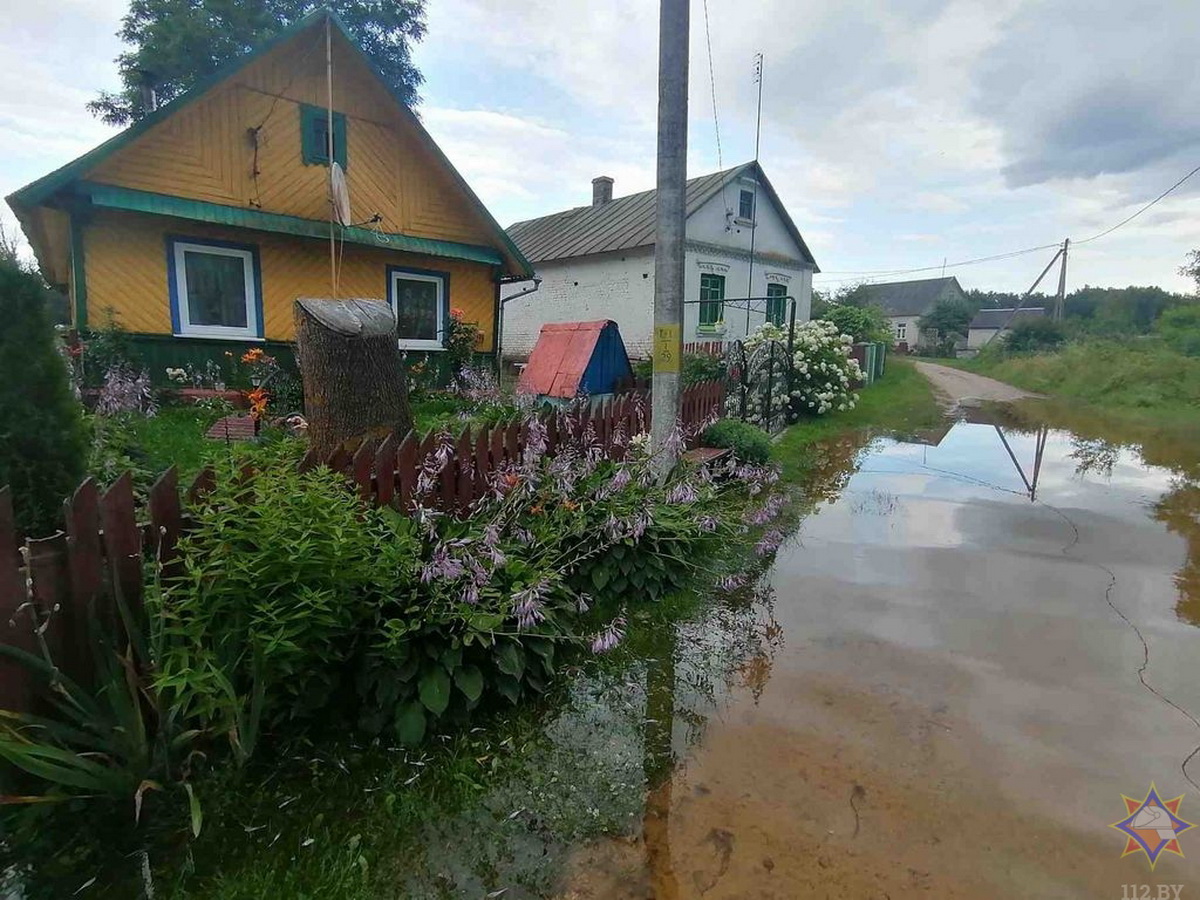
[724,321,862,427]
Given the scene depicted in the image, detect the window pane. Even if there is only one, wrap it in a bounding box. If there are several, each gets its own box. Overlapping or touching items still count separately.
[766,283,786,325]
[699,274,724,325]
[394,278,440,341]
[739,190,755,220]
[184,251,248,328]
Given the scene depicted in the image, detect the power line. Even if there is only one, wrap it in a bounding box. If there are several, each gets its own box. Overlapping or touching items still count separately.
[1074,162,1200,245]
[814,160,1200,283]
[701,0,731,220]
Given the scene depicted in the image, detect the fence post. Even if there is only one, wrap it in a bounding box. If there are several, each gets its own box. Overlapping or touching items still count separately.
[0,488,35,713]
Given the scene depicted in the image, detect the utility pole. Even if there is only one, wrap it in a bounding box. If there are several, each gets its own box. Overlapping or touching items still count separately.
[650,0,689,475]
[1054,238,1069,321]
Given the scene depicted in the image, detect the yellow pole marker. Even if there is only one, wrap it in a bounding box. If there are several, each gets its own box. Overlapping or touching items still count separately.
[654,324,681,374]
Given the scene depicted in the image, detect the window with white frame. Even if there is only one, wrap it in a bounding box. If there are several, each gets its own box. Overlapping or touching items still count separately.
[895,322,907,341]
[170,238,260,339]
[388,267,447,349]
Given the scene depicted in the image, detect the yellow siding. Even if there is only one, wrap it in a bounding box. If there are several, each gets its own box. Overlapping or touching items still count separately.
[84,210,497,347]
[85,32,497,248]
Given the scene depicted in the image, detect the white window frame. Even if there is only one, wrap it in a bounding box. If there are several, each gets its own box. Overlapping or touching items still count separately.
[172,240,259,340]
[389,269,446,351]
[895,322,907,341]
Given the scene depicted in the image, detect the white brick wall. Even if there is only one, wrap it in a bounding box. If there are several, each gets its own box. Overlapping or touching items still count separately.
[501,248,656,361]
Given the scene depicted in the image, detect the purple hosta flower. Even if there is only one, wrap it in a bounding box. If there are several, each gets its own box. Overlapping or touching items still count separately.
[522,418,549,470]
[512,581,549,629]
[590,615,627,654]
[745,494,786,526]
[576,593,593,614]
[96,365,157,417]
[596,466,632,501]
[698,515,720,533]
[754,530,784,557]
[629,511,651,540]
[604,513,624,541]
[717,573,747,592]
[416,434,454,498]
[611,420,629,451]
[421,543,465,583]
[512,526,534,545]
[481,523,507,567]
[463,583,480,605]
[665,481,699,505]
[663,424,687,459]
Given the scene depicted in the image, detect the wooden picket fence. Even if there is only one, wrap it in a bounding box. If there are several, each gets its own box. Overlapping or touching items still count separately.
[0,382,725,713]
[682,340,726,357]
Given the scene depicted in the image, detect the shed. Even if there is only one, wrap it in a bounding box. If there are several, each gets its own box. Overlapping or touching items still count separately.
[518,320,633,399]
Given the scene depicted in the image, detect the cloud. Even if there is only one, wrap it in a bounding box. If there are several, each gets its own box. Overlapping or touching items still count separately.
[973,0,1200,188]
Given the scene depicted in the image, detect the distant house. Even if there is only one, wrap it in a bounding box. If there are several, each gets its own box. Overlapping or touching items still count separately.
[855,276,968,348]
[500,162,819,361]
[6,9,531,378]
[967,307,1045,351]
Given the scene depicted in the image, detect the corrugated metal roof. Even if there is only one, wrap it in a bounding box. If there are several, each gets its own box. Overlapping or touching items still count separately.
[859,277,963,316]
[970,307,1046,329]
[507,162,819,270]
[519,320,631,398]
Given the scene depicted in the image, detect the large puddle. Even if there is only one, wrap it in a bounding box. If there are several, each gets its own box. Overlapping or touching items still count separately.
[546,406,1200,899]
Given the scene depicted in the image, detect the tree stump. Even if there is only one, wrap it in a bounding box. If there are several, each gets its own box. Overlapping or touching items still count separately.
[294,298,413,459]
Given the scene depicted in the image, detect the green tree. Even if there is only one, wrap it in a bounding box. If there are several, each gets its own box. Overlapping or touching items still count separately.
[918,298,972,345]
[819,303,889,342]
[1003,318,1067,353]
[1181,251,1200,295]
[1157,304,1200,356]
[0,259,87,536]
[89,0,426,125]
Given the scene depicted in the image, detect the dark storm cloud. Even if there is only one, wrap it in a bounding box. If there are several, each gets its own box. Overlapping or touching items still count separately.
[974,0,1200,187]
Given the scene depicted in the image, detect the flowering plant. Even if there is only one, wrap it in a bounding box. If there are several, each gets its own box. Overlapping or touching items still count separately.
[726,321,861,426]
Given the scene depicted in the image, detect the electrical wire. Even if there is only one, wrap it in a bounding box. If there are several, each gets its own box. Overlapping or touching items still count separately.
[1073,162,1200,245]
[701,0,731,219]
[814,160,1200,283]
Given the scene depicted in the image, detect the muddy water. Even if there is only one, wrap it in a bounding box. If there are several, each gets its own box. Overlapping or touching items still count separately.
[560,409,1200,899]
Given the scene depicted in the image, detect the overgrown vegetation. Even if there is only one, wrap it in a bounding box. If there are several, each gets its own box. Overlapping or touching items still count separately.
[0,258,87,536]
[702,418,772,464]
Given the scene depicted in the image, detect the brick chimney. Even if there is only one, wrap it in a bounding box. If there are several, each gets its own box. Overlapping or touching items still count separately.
[592,176,614,207]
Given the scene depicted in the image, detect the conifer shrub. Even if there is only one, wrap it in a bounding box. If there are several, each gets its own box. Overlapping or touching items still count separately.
[0,259,86,536]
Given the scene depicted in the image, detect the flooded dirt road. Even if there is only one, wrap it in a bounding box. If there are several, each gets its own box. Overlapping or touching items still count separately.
[561,410,1200,899]
[912,360,1038,405]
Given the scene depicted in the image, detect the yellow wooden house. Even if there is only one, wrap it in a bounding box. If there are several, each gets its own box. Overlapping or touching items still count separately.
[6,9,532,378]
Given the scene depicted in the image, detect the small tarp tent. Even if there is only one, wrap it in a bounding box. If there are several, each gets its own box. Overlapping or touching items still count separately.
[517,320,633,400]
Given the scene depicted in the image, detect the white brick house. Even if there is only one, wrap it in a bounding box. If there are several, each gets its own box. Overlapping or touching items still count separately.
[499,162,820,361]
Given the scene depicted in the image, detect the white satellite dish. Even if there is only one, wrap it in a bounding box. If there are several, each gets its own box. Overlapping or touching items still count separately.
[330,161,351,226]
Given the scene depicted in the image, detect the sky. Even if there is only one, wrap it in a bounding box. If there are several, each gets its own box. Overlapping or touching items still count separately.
[2,0,1197,295]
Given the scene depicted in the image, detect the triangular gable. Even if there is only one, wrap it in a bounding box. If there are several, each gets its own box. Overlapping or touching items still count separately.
[8,9,532,278]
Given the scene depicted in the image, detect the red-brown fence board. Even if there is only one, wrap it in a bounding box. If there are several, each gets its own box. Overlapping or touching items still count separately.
[0,382,727,714]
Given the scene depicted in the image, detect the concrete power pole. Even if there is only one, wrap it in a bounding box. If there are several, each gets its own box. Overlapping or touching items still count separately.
[1054,238,1069,321]
[650,0,689,475]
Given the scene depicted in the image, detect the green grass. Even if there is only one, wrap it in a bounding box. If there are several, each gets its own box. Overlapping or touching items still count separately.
[953,339,1200,429]
[772,356,943,484]
[132,406,224,476]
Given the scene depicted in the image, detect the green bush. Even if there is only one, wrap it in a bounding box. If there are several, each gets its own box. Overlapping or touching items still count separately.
[1157,304,1200,357]
[0,258,87,536]
[819,304,889,343]
[683,351,725,385]
[702,418,772,464]
[1003,318,1067,353]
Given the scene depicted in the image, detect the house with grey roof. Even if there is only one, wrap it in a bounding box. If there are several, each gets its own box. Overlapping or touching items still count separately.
[855,276,968,349]
[966,307,1045,351]
[499,162,819,361]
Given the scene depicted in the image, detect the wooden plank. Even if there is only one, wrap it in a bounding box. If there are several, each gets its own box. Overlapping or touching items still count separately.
[27,534,72,683]
[64,478,103,619]
[505,421,520,463]
[297,449,320,474]
[186,465,216,504]
[100,473,143,621]
[352,438,375,503]
[455,429,474,514]
[374,432,398,508]
[396,431,417,510]
[0,488,35,713]
[148,467,183,572]
[474,427,490,499]
[324,444,350,474]
[490,423,505,471]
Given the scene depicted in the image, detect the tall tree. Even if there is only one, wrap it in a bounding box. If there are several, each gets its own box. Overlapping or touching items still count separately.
[1182,250,1200,295]
[89,0,426,126]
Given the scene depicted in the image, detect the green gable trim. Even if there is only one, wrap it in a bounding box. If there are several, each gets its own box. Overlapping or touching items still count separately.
[80,182,505,267]
[69,213,88,329]
[300,104,347,169]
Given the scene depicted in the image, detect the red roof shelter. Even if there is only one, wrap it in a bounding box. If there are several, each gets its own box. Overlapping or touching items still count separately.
[518,320,633,399]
